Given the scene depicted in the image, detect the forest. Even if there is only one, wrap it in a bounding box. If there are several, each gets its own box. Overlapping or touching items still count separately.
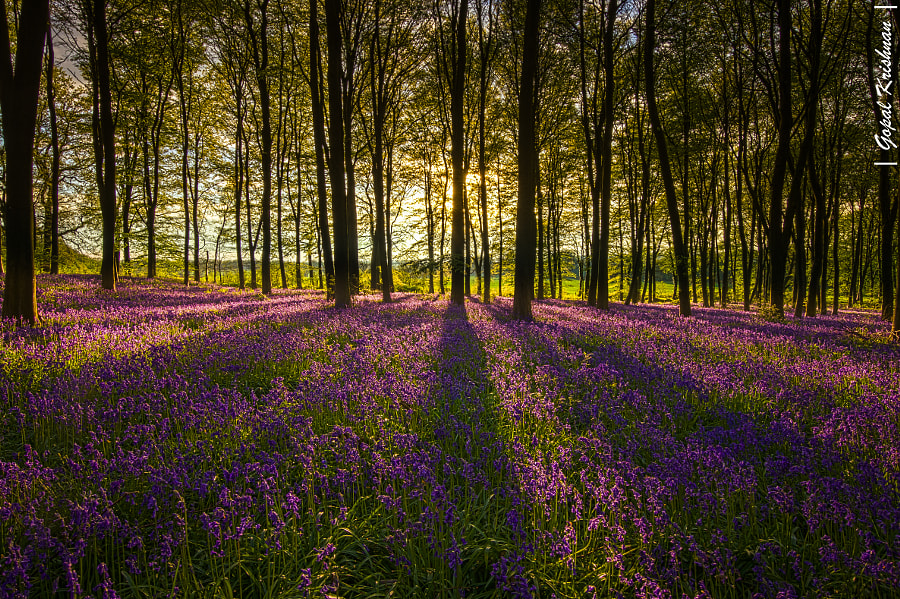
[0,0,896,325]
[1,0,900,597]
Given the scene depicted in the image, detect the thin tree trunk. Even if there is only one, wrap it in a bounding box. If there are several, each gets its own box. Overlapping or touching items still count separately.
[234,98,245,289]
[806,159,826,316]
[46,21,61,275]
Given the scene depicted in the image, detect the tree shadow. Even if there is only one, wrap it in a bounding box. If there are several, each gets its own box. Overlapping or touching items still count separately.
[431,301,515,593]
[465,299,900,594]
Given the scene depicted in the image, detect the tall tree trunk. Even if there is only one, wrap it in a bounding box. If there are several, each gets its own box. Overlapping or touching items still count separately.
[309,0,334,298]
[176,1,191,287]
[449,0,467,305]
[832,170,840,314]
[806,158,826,316]
[370,0,391,302]
[88,0,118,291]
[246,0,272,295]
[478,0,493,303]
[425,149,435,294]
[645,0,689,316]
[767,0,794,318]
[537,187,544,300]
[234,98,245,289]
[735,51,750,311]
[0,0,49,322]
[325,0,350,306]
[46,22,61,275]
[121,140,133,271]
[597,0,617,309]
[244,126,257,289]
[513,0,540,320]
[192,129,201,282]
[792,0,822,319]
[342,28,360,295]
[793,185,807,318]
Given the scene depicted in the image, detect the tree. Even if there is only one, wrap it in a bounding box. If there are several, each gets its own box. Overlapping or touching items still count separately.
[476,0,497,304]
[580,0,618,309]
[513,0,540,321]
[365,0,416,303]
[46,21,61,275]
[245,0,273,295]
[1,0,50,323]
[325,0,351,307]
[644,0,690,316]
[437,0,468,306]
[85,0,118,290]
[309,0,335,297]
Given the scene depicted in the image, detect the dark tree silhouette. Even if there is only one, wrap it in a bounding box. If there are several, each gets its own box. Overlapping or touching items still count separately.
[644,0,690,317]
[0,0,49,323]
[85,0,119,291]
[309,0,334,298]
[325,0,351,307]
[513,0,540,321]
[448,0,467,306]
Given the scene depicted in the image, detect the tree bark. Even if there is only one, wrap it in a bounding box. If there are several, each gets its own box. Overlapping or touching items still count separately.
[596,0,618,310]
[309,0,334,298]
[478,0,494,304]
[245,0,272,295]
[449,0,467,305]
[513,0,540,320]
[766,0,794,318]
[325,0,351,307]
[46,21,60,275]
[370,0,391,303]
[644,0,689,316]
[88,0,118,291]
[0,0,49,323]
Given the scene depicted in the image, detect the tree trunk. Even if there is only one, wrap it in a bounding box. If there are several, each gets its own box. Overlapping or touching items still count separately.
[46,22,61,275]
[645,0,689,316]
[806,159,826,316]
[478,0,493,304]
[596,0,617,309]
[0,0,48,322]
[449,0,467,305]
[234,98,245,289]
[192,128,201,282]
[309,0,334,298]
[766,0,793,317]
[245,0,272,295]
[537,188,544,300]
[88,0,117,291]
[425,150,436,294]
[513,0,540,320]
[370,0,391,303]
[325,0,350,307]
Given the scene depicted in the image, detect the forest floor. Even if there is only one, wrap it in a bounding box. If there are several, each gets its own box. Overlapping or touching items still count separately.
[1,274,898,598]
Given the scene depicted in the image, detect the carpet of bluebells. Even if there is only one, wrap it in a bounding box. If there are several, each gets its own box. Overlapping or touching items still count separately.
[1,274,899,598]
